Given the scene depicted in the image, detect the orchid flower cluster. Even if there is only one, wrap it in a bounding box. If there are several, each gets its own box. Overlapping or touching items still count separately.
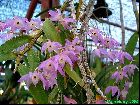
[17,9,83,90]
[86,28,133,63]
[86,28,138,99]
[0,16,42,41]
[49,9,76,30]
[18,37,83,90]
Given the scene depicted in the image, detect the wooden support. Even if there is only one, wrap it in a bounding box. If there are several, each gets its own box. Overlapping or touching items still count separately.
[41,0,59,20]
[26,0,38,21]
[26,0,59,21]
[52,0,59,7]
[41,0,51,20]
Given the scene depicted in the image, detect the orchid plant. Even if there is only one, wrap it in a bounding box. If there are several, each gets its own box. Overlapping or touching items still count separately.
[0,0,139,104]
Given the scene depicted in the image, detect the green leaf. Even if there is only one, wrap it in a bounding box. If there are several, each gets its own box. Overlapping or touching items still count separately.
[18,64,29,75]
[65,65,95,98]
[133,53,139,65]
[48,86,59,103]
[0,52,16,62]
[126,71,139,100]
[0,35,31,54]
[58,23,68,45]
[27,49,40,71]
[95,63,118,86]
[29,83,49,104]
[43,19,62,43]
[94,57,102,75]
[125,32,139,55]
[57,73,65,92]
[65,65,84,88]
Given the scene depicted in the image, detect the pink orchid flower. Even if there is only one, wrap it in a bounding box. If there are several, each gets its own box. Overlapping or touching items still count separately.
[64,96,77,104]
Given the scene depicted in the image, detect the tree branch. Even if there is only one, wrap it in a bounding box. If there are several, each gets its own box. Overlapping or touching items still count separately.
[98,19,137,32]
[119,0,125,51]
[132,0,139,32]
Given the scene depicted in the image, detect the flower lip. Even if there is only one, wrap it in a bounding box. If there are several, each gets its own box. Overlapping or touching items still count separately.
[64,96,77,104]
[105,86,120,99]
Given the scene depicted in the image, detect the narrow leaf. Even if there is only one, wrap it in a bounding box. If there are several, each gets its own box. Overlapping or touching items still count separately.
[57,73,65,92]
[0,52,16,62]
[48,86,59,103]
[0,35,31,54]
[133,53,139,65]
[125,32,139,55]
[95,64,118,86]
[126,71,139,100]
[65,65,84,89]
[94,57,102,76]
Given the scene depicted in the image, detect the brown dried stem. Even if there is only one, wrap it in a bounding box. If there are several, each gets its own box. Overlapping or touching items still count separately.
[78,0,107,103]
